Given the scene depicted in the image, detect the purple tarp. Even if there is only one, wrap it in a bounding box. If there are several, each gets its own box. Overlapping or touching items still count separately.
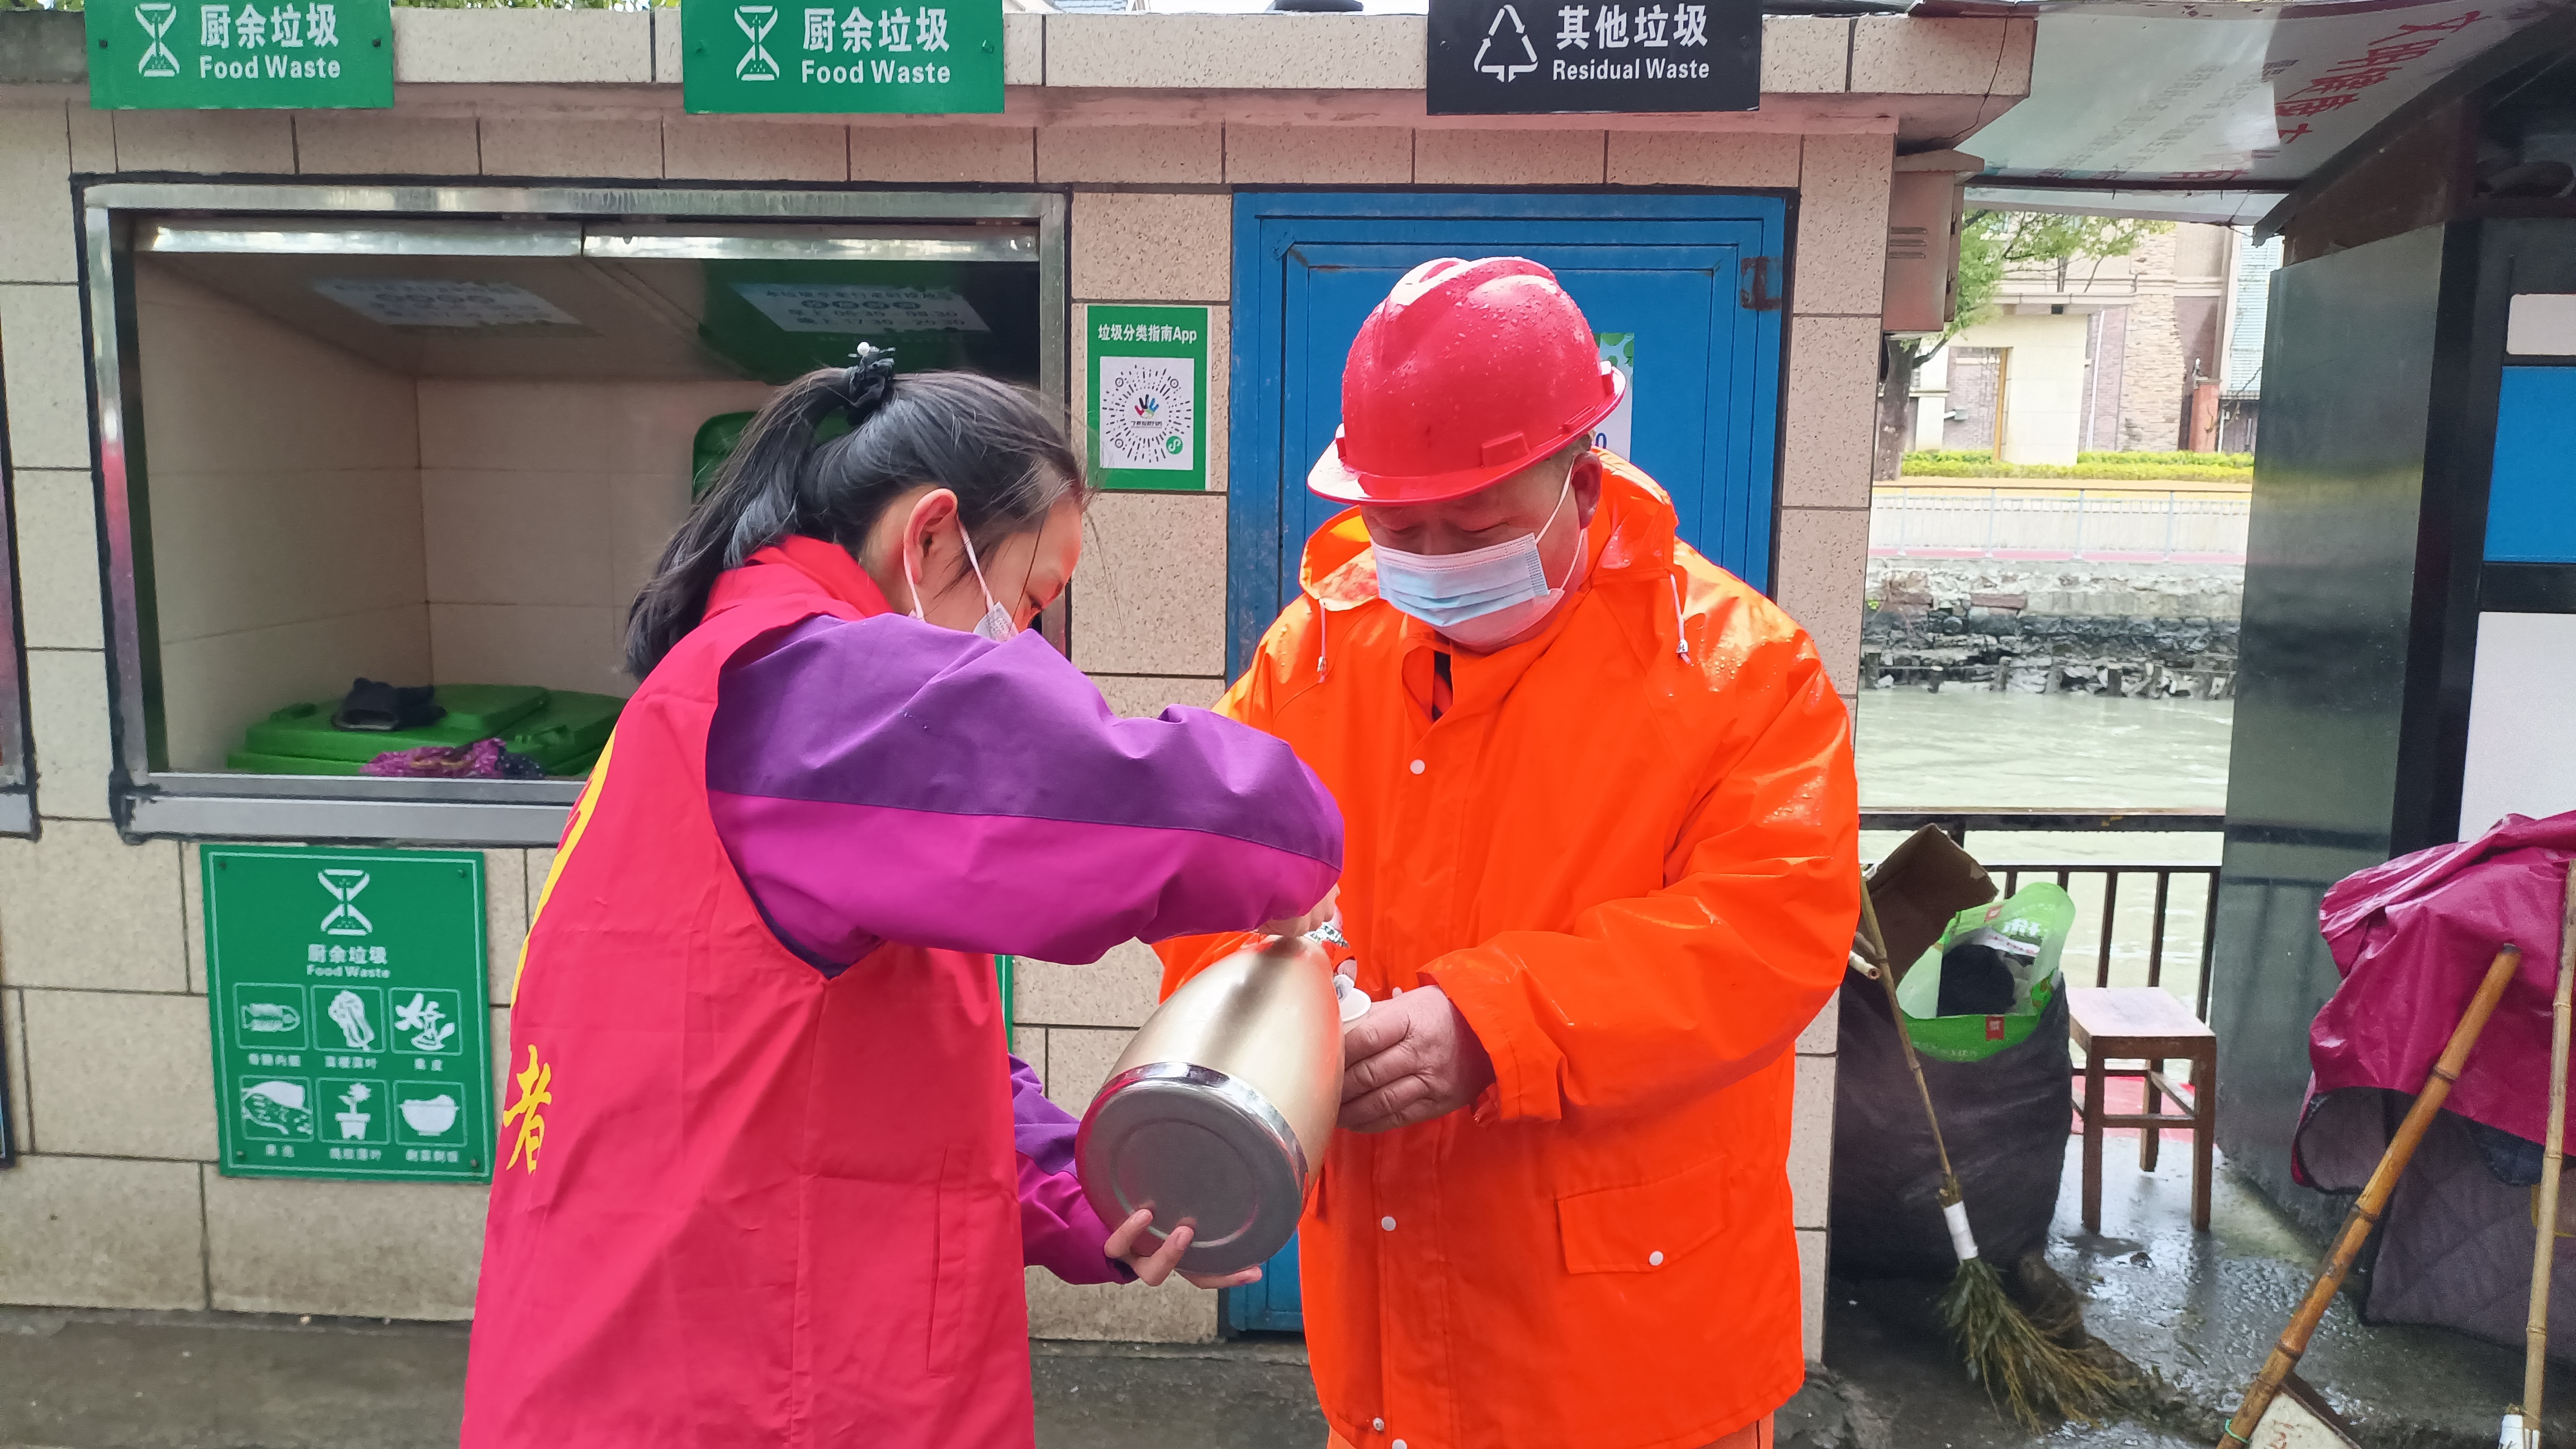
[2292,810,2576,1359]
[2300,809,2576,1177]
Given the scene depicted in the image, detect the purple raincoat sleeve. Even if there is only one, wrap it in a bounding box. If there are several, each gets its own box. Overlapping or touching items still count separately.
[705,613,1342,969]
[1010,1053,1131,1284]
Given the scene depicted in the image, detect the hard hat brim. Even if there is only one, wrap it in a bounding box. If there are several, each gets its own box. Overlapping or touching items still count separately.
[1306,368,1626,506]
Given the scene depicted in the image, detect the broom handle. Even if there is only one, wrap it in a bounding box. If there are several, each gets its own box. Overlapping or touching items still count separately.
[2220,944,2525,1447]
[2526,866,2575,1449]
[1857,886,1960,1185]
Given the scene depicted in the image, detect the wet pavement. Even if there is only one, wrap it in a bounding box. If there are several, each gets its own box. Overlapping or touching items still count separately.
[0,1308,1333,1449]
[3,1139,2571,1448]
[1829,1137,2576,1449]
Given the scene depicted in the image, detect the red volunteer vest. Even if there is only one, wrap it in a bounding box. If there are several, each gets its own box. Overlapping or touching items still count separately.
[462,550,1034,1449]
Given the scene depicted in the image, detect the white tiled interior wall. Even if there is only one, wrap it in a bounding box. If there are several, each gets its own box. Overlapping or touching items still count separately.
[417,378,773,699]
[134,263,430,772]
[130,269,778,762]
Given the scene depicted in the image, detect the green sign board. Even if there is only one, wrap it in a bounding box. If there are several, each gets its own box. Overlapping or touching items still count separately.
[86,0,393,110]
[1088,305,1209,493]
[201,846,494,1183]
[1593,332,1635,458]
[681,0,1003,115]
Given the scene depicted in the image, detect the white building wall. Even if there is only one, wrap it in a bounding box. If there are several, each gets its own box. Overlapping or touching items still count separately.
[1958,312,2093,466]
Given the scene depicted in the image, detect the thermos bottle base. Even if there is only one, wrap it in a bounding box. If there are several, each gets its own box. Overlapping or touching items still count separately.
[1077,1062,1310,1276]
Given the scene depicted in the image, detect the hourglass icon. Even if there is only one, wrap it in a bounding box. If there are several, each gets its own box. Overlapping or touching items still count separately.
[319,869,374,936]
[135,3,181,77]
[733,6,781,82]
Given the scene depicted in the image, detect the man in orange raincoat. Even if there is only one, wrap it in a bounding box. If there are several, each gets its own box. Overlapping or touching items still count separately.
[1156,258,1860,1449]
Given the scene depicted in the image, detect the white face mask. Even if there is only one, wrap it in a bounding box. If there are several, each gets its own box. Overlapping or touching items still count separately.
[904,522,1017,642]
[1370,477,1581,651]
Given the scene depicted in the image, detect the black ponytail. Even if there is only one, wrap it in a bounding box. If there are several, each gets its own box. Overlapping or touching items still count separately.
[626,347,1088,676]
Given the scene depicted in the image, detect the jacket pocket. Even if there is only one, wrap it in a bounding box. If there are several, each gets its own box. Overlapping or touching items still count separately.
[927,1145,1021,1378]
[1556,1153,1736,1275]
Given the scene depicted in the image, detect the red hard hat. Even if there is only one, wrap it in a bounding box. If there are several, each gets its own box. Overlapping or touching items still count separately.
[1308,256,1623,506]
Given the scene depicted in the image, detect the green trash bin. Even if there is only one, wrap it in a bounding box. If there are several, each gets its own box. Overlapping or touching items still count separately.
[228,685,624,778]
[500,690,624,776]
[693,409,849,501]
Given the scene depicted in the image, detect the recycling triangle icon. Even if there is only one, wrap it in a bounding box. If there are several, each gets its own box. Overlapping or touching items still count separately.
[1472,4,1539,82]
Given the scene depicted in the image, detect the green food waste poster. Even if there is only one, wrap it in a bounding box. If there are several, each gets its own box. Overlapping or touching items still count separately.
[681,0,1003,114]
[86,0,394,110]
[202,846,494,1182]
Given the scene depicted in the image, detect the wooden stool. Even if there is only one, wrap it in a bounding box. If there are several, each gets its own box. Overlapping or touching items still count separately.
[2068,986,2219,1233]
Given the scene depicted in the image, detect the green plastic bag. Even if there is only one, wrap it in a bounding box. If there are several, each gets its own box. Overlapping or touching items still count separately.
[1893,883,2076,1063]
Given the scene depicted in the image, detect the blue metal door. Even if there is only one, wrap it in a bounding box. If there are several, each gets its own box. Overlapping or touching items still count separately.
[1223,1230,1303,1334]
[1219,193,1788,1332]
[1227,191,1788,676]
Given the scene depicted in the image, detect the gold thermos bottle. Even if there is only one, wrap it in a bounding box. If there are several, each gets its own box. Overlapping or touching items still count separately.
[1074,934,1344,1275]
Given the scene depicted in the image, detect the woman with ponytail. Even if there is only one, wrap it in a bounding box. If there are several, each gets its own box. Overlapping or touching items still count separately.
[461,349,1342,1449]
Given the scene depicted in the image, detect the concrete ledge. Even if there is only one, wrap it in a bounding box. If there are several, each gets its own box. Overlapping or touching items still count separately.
[1007,11,1045,87]
[391,8,653,87]
[0,8,82,85]
[1850,15,2028,96]
[1760,15,1853,94]
[1046,13,1422,91]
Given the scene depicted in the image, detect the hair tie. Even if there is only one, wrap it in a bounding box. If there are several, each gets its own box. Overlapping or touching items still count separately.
[835,344,898,425]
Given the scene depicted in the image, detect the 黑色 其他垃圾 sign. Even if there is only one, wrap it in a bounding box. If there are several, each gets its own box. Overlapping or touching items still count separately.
[1426,0,1756,115]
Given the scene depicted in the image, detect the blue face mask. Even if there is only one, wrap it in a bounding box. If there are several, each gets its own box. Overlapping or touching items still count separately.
[1369,477,1579,650]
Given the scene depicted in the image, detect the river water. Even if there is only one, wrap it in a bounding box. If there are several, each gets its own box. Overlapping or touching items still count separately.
[1854,688,2234,1000]
[1857,690,2233,815]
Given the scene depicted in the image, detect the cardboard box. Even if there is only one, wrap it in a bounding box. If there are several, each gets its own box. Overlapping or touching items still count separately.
[1864,825,1997,980]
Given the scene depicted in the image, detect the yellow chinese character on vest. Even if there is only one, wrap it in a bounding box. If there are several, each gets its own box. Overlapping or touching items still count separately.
[503,1044,553,1172]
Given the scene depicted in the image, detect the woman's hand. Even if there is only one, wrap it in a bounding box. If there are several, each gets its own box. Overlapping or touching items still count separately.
[1105,1208,1263,1289]
[1262,884,1341,940]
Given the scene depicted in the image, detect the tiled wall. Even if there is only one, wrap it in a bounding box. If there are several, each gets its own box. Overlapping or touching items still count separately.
[417,378,772,699]
[0,835,532,1314]
[0,95,1887,1363]
[126,278,773,757]
[133,263,431,772]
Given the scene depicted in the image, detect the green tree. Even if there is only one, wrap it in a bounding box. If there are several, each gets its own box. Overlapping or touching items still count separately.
[1876,211,2170,479]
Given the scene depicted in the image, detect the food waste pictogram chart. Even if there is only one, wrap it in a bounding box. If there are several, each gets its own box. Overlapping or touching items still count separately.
[202,846,495,1182]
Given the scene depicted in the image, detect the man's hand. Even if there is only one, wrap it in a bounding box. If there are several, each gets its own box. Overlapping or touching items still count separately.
[1338,983,1495,1133]
[1104,1208,1262,1289]
[1262,884,1340,940]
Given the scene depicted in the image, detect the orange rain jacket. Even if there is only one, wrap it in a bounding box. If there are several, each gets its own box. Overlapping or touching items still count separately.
[1157,459,1860,1449]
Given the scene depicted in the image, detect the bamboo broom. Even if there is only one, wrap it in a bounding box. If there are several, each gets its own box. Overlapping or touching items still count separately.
[2219,944,2526,1448]
[1854,887,2116,1427]
[2507,866,2575,1449]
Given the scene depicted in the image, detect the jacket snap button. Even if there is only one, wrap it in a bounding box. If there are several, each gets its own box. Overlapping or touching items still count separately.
[1394,1441,1409,1449]
[1372,1419,1387,1433]
[1408,759,1425,775]
[1381,1215,1398,1231]
[1649,1250,1665,1266]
